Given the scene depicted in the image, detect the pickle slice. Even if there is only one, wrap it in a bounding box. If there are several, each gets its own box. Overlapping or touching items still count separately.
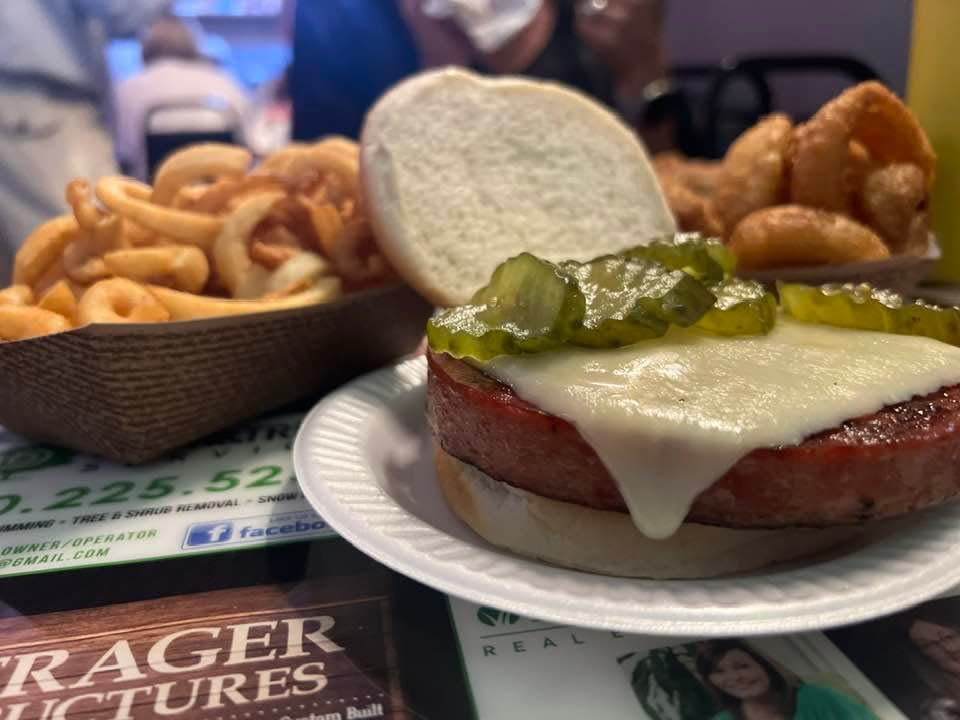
[779,282,900,333]
[427,253,585,360]
[560,256,715,347]
[621,233,736,284]
[899,299,960,345]
[779,282,960,345]
[696,278,777,335]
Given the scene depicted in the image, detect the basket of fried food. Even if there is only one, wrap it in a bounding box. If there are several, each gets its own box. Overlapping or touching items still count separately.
[655,81,938,294]
[0,139,431,463]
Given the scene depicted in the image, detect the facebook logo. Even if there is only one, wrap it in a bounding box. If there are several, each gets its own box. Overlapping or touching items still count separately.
[182,512,333,550]
[184,522,234,547]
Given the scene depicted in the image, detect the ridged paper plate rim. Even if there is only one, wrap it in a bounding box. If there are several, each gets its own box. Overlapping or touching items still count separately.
[294,356,960,636]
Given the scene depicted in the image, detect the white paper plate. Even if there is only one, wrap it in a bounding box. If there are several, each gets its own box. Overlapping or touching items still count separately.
[293,356,960,636]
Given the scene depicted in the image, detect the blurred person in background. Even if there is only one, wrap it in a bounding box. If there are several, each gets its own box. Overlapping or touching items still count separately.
[404,0,673,149]
[114,16,250,181]
[290,0,672,149]
[0,0,167,283]
[246,64,292,157]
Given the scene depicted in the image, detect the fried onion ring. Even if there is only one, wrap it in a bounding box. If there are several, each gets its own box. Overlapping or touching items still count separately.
[96,176,223,248]
[103,246,210,294]
[858,163,929,254]
[790,81,936,212]
[151,143,252,206]
[728,205,890,270]
[653,152,724,198]
[78,278,170,325]
[0,306,71,341]
[845,140,873,199]
[660,178,724,237]
[848,84,936,188]
[13,214,78,287]
[712,113,793,233]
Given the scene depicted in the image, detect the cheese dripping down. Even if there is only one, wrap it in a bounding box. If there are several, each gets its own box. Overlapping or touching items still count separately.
[482,319,960,538]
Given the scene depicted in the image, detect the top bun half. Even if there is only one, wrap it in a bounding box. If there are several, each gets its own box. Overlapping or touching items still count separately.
[360,68,676,306]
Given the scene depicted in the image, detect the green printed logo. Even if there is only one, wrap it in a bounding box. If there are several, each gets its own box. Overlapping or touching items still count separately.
[477,607,520,627]
[0,446,75,480]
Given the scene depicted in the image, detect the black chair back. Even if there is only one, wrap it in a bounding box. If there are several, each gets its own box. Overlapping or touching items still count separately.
[668,64,727,158]
[703,54,880,157]
[143,100,241,180]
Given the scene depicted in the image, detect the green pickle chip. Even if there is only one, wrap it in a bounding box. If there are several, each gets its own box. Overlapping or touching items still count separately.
[427,253,586,360]
[559,258,667,348]
[696,278,777,336]
[560,256,715,348]
[621,233,736,284]
[779,281,960,346]
[428,242,959,361]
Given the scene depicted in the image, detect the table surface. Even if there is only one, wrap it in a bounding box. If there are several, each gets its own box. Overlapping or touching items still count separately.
[6,292,960,720]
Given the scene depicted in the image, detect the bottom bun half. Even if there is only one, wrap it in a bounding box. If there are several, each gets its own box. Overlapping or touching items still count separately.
[434,445,861,579]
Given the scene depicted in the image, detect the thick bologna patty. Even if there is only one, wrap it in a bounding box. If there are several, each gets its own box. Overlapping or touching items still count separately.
[427,350,960,528]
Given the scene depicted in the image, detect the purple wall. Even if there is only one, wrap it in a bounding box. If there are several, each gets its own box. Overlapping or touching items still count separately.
[664,0,914,116]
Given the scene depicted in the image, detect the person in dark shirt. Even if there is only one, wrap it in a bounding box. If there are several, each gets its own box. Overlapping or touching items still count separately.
[290,0,670,148]
[404,0,673,148]
[290,1,420,141]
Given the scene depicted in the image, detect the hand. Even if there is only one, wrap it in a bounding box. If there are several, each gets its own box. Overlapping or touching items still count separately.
[575,0,665,90]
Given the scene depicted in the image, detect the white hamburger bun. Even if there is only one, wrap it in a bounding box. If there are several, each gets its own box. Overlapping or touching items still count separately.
[360,68,676,307]
[435,445,861,579]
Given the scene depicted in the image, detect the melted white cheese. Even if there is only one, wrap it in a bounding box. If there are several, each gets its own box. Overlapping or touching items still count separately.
[482,320,960,538]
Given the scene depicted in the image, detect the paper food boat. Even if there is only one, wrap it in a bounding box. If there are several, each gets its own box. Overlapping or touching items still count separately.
[0,284,432,464]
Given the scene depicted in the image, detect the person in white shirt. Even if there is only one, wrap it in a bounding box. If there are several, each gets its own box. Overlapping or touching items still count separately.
[114,16,249,181]
[0,0,167,283]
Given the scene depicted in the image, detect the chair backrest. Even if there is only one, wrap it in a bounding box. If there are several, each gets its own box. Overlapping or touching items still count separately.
[668,63,731,158]
[144,99,241,180]
[703,54,881,157]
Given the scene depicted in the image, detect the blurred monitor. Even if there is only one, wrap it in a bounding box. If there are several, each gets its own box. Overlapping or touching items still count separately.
[173,0,282,17]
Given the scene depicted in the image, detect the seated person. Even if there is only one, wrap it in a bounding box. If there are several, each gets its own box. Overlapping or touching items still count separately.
[0,0,167,281]
[290,0,420,141]
[114,16,249,180]
[403,0,673,150]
